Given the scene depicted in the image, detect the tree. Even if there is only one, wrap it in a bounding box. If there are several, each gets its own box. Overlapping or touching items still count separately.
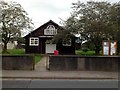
[108,2,120,54]
[63,16,88,49]
[0,1,33,53]
[65,1,119,55]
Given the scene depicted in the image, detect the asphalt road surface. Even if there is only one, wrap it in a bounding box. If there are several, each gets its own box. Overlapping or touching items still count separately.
[1,79,119,88]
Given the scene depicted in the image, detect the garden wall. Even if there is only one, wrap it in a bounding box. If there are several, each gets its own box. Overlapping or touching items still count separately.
[49,55,119,71]
[1,55,34,70]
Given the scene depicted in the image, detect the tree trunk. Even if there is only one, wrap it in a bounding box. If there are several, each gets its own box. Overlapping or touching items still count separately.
[2,42,8,53]
[94,42,101,55]
[95,47,100,55]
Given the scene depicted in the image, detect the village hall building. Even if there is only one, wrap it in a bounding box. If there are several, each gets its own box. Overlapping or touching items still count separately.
[24,20,75,54]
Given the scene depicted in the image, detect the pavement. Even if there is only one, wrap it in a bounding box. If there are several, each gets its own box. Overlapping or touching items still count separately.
[2,79,119,88]
[1,57,119,80]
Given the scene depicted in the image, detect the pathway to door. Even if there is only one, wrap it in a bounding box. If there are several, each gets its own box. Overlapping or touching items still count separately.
[35,56,47,71]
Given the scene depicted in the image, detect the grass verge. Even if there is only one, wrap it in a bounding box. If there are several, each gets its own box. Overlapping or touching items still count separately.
[1,49,43,64]
[34,54,43,64]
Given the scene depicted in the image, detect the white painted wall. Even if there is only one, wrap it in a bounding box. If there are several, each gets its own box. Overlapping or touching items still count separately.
[46,44,56,53]
[0,41,18,50]
[7,42,15,49]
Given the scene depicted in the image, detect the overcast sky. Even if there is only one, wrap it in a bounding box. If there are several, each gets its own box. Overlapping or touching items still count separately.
[5,0,119,29]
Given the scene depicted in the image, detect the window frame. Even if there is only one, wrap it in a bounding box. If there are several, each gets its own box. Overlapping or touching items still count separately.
[29,37,39,46]
[44,25,57,35]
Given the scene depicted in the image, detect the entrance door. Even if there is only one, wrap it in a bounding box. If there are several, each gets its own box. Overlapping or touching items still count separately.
[46,44,56,54]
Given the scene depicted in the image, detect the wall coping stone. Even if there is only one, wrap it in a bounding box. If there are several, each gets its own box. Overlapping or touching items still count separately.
[49,55,120,58]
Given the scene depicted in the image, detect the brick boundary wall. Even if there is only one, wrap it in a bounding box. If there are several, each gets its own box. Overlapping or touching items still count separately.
[1,55,34,70]
[49,55,119,71]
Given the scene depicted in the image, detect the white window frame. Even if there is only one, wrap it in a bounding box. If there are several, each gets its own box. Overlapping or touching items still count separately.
[62,38,72,46]
[29,37,39,46]
[44,25,57,35]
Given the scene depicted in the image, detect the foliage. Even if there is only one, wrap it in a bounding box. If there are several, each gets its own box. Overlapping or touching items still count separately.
[64,1,120,55]
[82,48,89,52]
[0,1,33,52]
[52,30,74,44]
[63,16,88,47]
[45,40,55,44]
[76,50,96,56]
[17,37,25,44]
[106,2,120,54]
[34,54,43,64]
[83,41,95,51]
[6,49,25,54]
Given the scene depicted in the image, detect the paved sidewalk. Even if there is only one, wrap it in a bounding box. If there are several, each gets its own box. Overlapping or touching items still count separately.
[1,57,119,79]
[35,57,47,71]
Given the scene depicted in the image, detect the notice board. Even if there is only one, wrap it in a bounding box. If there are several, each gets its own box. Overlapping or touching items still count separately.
[102,41,117,55]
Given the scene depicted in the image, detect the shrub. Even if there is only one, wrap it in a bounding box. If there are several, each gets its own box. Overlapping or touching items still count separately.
[82,48,89,52]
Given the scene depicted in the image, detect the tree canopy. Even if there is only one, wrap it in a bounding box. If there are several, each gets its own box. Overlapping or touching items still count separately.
[63,1,120,55]
[0,1,33,52]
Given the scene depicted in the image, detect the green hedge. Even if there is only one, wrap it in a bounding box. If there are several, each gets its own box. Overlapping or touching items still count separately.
[76,50,96,56]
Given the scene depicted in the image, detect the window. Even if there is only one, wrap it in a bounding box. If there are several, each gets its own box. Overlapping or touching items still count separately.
[29,37,39,46]
[75,38,81,43]
[44,25,57,35]
[62,38,71,46]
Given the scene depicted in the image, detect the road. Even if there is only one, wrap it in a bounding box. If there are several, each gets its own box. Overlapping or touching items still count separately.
[1,78,119,88]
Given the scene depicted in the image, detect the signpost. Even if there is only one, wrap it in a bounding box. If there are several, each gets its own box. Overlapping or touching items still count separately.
[102,41,117,56]
[110,42,117,55]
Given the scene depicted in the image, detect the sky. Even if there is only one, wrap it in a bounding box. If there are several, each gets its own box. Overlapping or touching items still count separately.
[4,0,119,36]
[5,0,119,28]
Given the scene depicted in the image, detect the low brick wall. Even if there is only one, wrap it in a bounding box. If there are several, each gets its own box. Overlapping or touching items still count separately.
[1,55,34,70]
[49,55,119,71]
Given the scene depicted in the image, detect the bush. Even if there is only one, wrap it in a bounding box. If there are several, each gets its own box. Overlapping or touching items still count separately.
[76,50,96,56]
[2,50,10,54]
[82,48,89,52]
